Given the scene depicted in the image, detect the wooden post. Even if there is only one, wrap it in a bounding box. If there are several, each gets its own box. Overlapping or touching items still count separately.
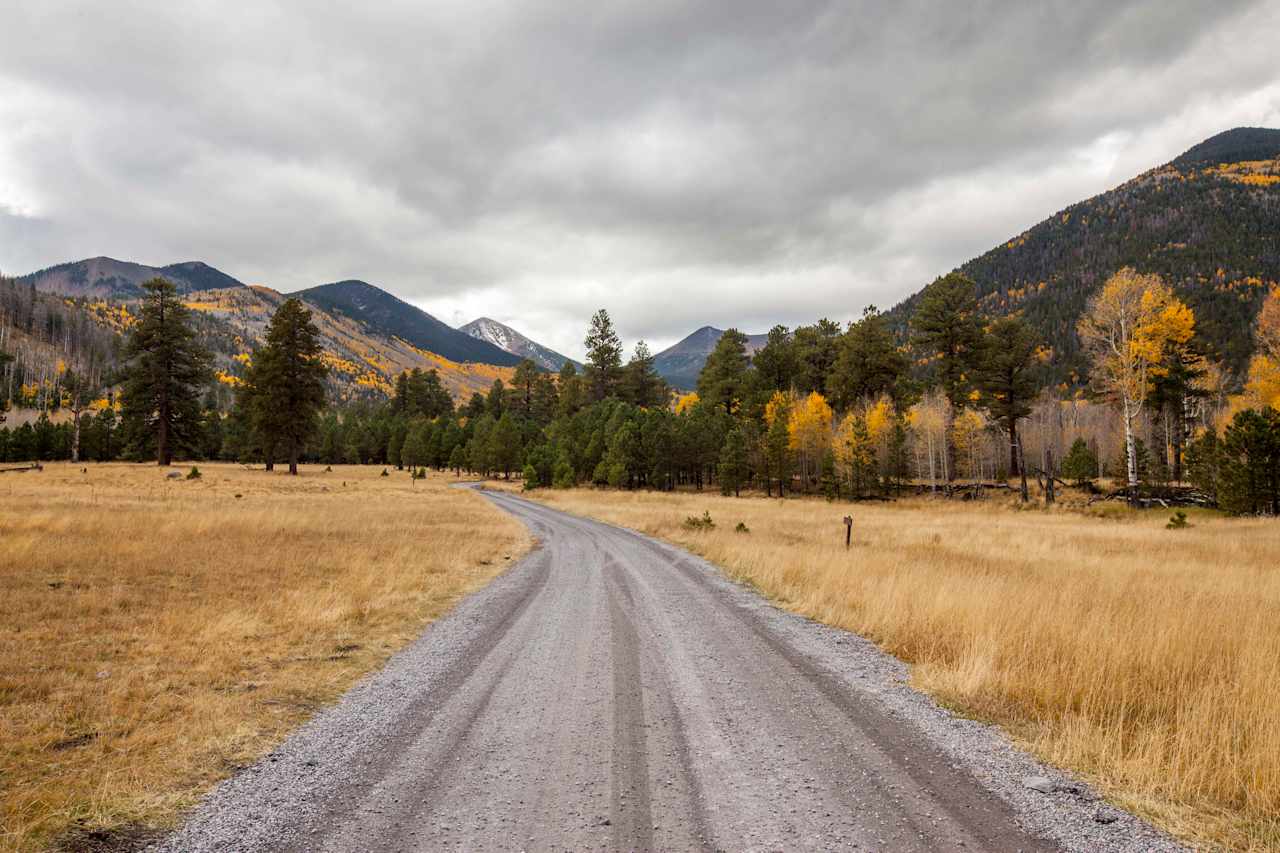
[1016,440,1029,503]
[843,515,853,549]
[1045,448,1056,504]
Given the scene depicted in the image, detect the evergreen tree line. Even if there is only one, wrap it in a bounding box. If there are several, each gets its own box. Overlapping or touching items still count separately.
[4,271,1276,516]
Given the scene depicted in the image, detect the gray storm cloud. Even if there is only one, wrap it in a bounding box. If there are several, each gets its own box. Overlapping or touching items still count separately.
[2,0,1279,357]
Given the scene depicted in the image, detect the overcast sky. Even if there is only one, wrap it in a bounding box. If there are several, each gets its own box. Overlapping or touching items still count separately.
[3,1,1280,359]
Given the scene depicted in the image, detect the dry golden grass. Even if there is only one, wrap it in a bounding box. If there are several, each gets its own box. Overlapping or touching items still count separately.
[0,463,528,852]
[523,486,1280,851]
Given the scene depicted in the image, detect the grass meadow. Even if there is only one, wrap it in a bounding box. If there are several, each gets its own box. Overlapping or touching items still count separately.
[0,463,527,852]
[519,485,1280,851]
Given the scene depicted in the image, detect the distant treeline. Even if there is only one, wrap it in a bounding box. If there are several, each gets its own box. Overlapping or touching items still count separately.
[4,269,1278,515]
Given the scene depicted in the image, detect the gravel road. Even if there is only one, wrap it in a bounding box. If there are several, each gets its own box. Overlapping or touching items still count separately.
[156,487,1184,852]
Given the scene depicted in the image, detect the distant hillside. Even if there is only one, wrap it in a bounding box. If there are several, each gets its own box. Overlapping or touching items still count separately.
[5,262,519,408]
[654,326,768,390]
[460,317,580,372]
[187,286,514,400]
[888,126,1280,380]
[19,257,246,298]
[292,281,521,367]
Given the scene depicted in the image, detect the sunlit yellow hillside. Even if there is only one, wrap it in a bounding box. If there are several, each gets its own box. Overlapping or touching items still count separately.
[184,287,514,401]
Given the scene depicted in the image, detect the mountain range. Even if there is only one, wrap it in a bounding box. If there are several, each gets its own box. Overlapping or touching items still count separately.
[5,126,1279,404]
[11,259,520,401]
[461,317,580,372]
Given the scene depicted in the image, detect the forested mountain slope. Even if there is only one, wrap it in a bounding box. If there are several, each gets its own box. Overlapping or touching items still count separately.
[293,280,521,367]
[889,127,1280,380]
[1,272,514,413]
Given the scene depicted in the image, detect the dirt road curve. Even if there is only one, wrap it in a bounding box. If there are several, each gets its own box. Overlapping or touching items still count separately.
[157,488,1181,852]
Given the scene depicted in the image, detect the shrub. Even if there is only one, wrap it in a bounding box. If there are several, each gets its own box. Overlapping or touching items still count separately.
[1166,510,1189,529]
[552,458,576,489]
[734,521,750,533]
[683,510,715,530]
[186,466,201,480]
[1061,437,1098,486]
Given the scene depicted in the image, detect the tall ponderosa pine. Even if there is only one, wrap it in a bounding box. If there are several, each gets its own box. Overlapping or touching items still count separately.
[912,273,984,409]
[250,298,328,475]
[120,277,213,465]
[697,329,750,413]
[828,307,906,411]
[911,272,983,480]
[510,359,540,417]
[717,426,750,496]
[792,319,842,395]
[584,309,623,401]
[620,341,668,408]
[977,316,1041,476]
[752,325,797,393]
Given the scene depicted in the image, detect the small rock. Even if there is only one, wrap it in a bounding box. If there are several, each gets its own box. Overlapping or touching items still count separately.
[1022,776,1054,794]
[1094,808,1119,824]
[95,669,111,679]
[166,471,182,479]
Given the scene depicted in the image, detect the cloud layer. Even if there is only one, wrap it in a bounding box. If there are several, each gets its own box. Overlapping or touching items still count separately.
[3,0,1280,357]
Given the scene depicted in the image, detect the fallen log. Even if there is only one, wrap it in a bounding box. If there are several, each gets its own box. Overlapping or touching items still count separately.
[0,463,42,474]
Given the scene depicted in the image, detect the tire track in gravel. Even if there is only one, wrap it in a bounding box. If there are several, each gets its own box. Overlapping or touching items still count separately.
[156,487,1186,853]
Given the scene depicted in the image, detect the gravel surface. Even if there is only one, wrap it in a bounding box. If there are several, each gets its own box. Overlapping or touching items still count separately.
[153,488,1186,852]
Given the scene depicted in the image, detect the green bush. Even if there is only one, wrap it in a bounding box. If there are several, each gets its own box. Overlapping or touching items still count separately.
[683,511,715,530]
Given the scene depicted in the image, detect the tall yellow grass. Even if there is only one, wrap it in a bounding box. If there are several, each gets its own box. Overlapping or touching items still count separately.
[0,463,527,852]
[525,487,1280,851]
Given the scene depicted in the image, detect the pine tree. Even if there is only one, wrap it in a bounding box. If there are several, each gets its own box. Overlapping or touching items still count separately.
[752,325,797,393]
[697,329,750,413]
[1218,408,1280,516]
[620,341,668,408]
[977,316,1041,476]
[119,278,213,465]
[764,395,792,497]
[1060,437,1099,486]
[717,426,750,496]
[486,378,507,418]
[510,359,539,417]
[793,319,842,395]
[61,368,97,464]
[828,307,906,411]
[250,298,328,475]
[584,309,623,401]
[911,273,983,481]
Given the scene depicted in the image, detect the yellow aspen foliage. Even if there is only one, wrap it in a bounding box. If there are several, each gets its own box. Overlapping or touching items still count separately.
[833,412,874,471]
[1245,355,1280,411]
[674,392,700,415]
[787,392,833,487]
[764,390,795,426]
[1258,287,1280,360]
[787,392,833,456]
[1135,288,1196,377]
[864,395,894,443]
[951,409,985,455]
